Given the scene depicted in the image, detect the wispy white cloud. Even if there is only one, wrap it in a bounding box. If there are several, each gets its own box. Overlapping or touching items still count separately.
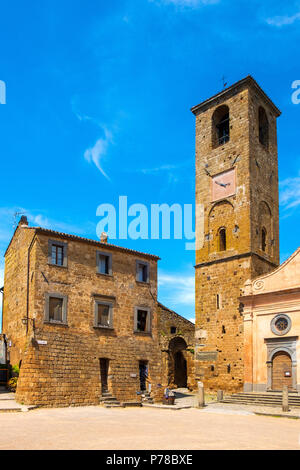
[266,11,300,27]
[158,269,195,306]
[84,130,112,181]
[72,99,114,180]
[140,164,180,175]
[279,177,300,211]
[0,207,88,242]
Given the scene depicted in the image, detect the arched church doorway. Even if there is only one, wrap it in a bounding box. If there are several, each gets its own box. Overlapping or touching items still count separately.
[168,337,188,388]
[272,351,293,391]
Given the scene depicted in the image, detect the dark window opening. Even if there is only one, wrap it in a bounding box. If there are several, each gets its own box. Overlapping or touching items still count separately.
[261,227,267,252]
[49,297,63,322]
[227,364,231,374]
[217,113,230,145]
[212,105,230,148]
[51,244,64,266]
[170,326,177,334]
[216,294,220,310]
[222,325,226,334]
[136,309,148,332]
[98,254,110,275]
[211,365,215,372]
[97,304,110,328]
[136,262,149,283]
[219,228,227,252]
[259,106,269,148]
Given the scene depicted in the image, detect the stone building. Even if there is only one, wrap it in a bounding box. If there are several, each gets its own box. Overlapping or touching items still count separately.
[2,218,193,406]
[192,76,281,392]
[241,248,300,392]
[157,303,195,390]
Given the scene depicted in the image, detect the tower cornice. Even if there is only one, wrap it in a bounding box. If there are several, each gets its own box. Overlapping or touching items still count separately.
[191,75,281,118]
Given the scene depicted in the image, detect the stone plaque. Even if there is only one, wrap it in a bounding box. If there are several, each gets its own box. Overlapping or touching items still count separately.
[196,351,218,362]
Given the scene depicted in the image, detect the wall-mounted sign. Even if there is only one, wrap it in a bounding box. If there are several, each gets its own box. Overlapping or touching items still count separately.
[37,340,47,345]
[130,373,137,378]
[196,351,218,362]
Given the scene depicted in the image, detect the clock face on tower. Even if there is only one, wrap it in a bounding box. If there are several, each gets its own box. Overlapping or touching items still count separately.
[211,168,236,202]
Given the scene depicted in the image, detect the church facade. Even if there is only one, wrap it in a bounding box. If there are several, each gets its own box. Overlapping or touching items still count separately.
[242,249,300,393]
[192,76,282,392]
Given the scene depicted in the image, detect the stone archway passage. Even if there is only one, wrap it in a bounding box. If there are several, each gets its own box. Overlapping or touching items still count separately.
[174,351,187,388]
[168,337,188,388]
[272,351,293,391]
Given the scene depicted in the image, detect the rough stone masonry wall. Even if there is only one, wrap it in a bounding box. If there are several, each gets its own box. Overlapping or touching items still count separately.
[3,224,37,367]
[194,82,280,392]
[158,303,196,390]
[8,231,166,406]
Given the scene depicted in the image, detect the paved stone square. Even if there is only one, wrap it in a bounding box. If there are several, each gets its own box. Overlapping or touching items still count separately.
[0,406,299,450]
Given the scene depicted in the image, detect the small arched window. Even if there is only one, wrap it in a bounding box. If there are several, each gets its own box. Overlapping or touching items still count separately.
[261,227,267,252]
[259,107,269,148]
[212,105,230,148]
[219,228,227,252]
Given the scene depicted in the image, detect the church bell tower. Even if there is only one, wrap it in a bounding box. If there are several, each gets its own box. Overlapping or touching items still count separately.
[192,76,281,391]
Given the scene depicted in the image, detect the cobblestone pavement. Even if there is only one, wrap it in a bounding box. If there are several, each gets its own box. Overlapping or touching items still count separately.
[0,405,299,450]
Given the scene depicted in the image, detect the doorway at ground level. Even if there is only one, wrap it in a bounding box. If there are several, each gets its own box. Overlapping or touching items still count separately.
[100,358,109,394]
[272,351,293,391]
[139,361,148,391]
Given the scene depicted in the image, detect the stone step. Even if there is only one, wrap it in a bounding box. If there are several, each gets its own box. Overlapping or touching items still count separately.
[233,393,300,398]
[0,393,16,401]
[226,395,300,402]
[122,402,142,408]
[222,399,300,407]
[222,400,300,408]
[104,403,124,408]
[99,396,119,403]
[224,397,300,403]
[0,399,37,413]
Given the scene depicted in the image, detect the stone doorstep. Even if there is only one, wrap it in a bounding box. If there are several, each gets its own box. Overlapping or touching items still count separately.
[0,402,38,413]
[142,403,193,410]
[0,393,16,401]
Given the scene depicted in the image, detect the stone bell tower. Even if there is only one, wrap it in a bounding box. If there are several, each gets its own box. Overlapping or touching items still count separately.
[192,76,281,392]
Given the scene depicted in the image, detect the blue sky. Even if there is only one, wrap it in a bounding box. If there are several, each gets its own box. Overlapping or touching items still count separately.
[0,0,300,326]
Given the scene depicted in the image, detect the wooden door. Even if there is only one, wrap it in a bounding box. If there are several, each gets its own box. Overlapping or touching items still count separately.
[272,352,293,391]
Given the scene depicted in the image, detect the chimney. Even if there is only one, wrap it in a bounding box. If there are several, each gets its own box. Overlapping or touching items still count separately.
[100,232,108,244]
[19,215,28,227]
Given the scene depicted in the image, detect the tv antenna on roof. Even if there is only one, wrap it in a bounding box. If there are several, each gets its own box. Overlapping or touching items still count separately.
[222,75,228,88]
[13,211,27,229]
